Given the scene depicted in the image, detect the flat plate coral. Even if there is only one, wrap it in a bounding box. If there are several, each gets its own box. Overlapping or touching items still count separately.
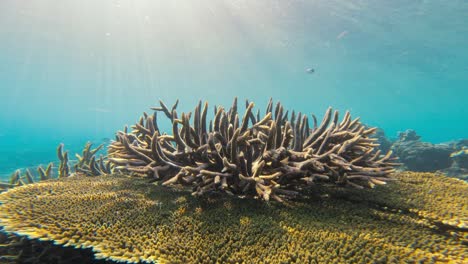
[0,172,466,263]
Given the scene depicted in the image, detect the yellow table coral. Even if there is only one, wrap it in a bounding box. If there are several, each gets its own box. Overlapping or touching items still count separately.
[0,172,466,263]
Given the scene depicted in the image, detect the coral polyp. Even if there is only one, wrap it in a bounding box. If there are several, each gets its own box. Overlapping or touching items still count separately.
[108,98,398,202]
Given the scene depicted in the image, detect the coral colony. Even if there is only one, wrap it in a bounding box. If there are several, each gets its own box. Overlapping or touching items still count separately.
[108,98,398,202]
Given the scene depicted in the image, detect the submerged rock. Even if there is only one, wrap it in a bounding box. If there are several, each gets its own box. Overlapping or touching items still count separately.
[392,130,453,171]
[397,129,421,142]
[392,141,453,171]
[372,127,393,154]
[0,172,466,263]
[440,145,468,181]
[390,129,468,180]
[450,146,468,170]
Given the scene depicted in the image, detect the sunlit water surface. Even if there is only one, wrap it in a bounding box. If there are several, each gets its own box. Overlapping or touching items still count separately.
[0,0,467,178]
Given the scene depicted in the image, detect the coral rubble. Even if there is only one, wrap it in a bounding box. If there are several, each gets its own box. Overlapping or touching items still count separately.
[109,98,398,202]
[0,172,466,263]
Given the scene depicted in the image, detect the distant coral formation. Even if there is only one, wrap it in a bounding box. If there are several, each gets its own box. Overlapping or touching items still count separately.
[0,142,112,193]
[448,143,468,168]
[0,163,53,193]
[108,98,398,202]
[391,129,453,171]
[441,140,468,180]
[0,172,466,263]
[387,129,468,180]
[56,142,113,178]
[372,127,393,154]
[70,142,113,176]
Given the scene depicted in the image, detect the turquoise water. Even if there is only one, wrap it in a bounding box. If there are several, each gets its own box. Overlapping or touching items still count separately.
[1,0,467,179]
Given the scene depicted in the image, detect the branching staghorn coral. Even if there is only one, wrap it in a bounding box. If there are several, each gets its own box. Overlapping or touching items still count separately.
[37,163,53,181]
[0,164,54,192]
[109,98,398,202]
[57,144,70,178]
[3,170,21,190]
[1,143,113,193]
[57,142,113,178]
[73,142,113,176]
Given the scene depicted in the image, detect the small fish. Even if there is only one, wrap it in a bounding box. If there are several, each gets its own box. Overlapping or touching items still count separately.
[306,68,315,74]
[337,30,348,39]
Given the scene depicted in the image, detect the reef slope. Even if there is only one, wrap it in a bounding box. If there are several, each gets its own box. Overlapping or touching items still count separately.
[0,172,466,263]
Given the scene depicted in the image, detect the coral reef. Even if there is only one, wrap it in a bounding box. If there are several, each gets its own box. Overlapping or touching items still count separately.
[0,172,466,263]
[108,98,397,202]
[0,142,112,193]
[372,127,393,154]
[390,130,468,180]
[0,142,112,262]
[0,163,54,193]
[448,139,468,151]
[1,100,465,262]
[73,142,113,176]
[36,163,54,181]
[322,171,468,229]
[391,130,453,171]
[57,144,70,178]
[450,146,468,169]
[397,129,421,142]
[441,146,468,181]
[57,142,112,178]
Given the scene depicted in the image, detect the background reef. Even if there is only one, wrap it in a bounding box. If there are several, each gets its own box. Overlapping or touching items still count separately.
[375,129,468,181]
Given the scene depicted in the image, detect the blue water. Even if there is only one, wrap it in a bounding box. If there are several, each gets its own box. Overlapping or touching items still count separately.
[1,0,467,179]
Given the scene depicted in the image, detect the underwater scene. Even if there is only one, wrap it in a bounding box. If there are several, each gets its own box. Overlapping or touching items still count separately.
[0,1,467,263]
